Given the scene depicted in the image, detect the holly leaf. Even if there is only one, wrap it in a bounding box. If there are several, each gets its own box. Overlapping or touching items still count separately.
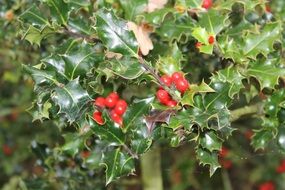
[196,147,220,176]
[251,129,275,151]
[157,43,183,75]
[198,10,230,35]
[102,148,135,185]
[88,115,125,146]
[61,133,87,157]
[181,80,215,106]
[168,109,192,130]
[175,0,203,9]
[191,27,214,54]
[44,0,69,25]
[243,22,282,59]
[199,131,223,152]
[123,97,154,132]
[19,5,50,29]
[119,0,147,20]
[105,56,144,79]
[42,39,104,80]
[247,61,285,90]
[95,9,138,56]
[52,78,90,122]
[156,14,195,43]
[22,25,55,46]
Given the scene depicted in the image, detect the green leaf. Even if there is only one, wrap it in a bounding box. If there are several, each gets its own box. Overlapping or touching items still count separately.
[243,22,282,59]
[175,0,203,9]
[199,131,223,152]
[198,10,230,35]
[19,5,50,29]
[157,43,183,75]
[102,148,135,185]
[247,61,285,89]
[123,97,154,132]
[139,8,174,25]
[119,0,147,20]
[211,66,245,98]
[95,9,138,56]
[52,78,90,122]
[22,25,55,46]
[196,147,220,176]
[156,14,195,43]
[192,27,209,44]
[43,39,104,80]
[105,56,144,79]
[168,109,192,130]
[251,129,275,151]
[44,0,69,25]
[61,133,86,157]
[181,81,215,106]
[89,115,125,146]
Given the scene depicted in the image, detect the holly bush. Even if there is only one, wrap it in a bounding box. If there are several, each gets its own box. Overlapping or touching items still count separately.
[2,0,285,189]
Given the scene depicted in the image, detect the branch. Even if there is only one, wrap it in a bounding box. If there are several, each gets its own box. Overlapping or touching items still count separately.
[122,144,138,159]
[61,27,101,43]
[230,103,263,122]
[138,56,181,102]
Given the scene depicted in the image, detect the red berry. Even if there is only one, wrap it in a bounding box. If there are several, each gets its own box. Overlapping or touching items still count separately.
[175,78,189,93]
[195,42,202,49]
[105,94,119,108]
[110,111,123,125]
[259,181,275,190]
[265,4,271,13]
[171,72,183,82]
[219,147,229,158]
[156,89,171,104]
[276,160,285,173]
[109,92,119,100]
[93,111,104,125]
[166,100,177,107]
[202,0,212,9]
[114,99,128,115]
[220,159,232,169]
[81,151,91,159]
[2,144,13,156]
[208,35,215,44]
[94,97,105,108]
[160,75,172,87]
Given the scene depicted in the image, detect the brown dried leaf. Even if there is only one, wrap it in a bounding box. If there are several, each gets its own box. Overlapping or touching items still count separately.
[147,0,168,13]
[127,22,154,56]
[105,51,123,60]
[145,109,176,133]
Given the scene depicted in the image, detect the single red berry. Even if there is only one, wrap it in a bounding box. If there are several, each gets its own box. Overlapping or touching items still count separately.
[110,110,123,125]
[109,92,119,100]
[208,35,215,44]
[219,146,229,158]
[114,99,128,115]
[265,4,271,13]
[171,72,184,82]
[166,100,177,107]
[156,89,171,104]
[105,94,119,108]
[276,160,285,173]
[160,75,172,87]
[94,97,105,108]
[244,130,254,140]
[2,144,13,156]
[93,111,104,125]
[195,42,202,49]
[259,181,275,190]
[175,78,189,93]
[81,151,91,159]
[202,0,212,9]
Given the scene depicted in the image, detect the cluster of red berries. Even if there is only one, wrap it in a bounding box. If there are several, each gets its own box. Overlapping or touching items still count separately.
[202,0,212,9]
[93,92,127,126]
[156,72,190,107]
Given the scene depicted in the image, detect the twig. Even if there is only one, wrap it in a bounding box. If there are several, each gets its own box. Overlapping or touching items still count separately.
[61,27,100,43]
[122,144,138,159]
[230,103,263,122]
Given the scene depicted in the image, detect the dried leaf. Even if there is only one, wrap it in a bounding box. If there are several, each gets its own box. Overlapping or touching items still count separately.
[105,51,123,60]
[145,109,176,133]
[127,22,154,56]
[147,0,168,13]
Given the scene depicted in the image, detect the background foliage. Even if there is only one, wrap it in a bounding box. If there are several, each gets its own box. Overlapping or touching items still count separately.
[1,0,285,189]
